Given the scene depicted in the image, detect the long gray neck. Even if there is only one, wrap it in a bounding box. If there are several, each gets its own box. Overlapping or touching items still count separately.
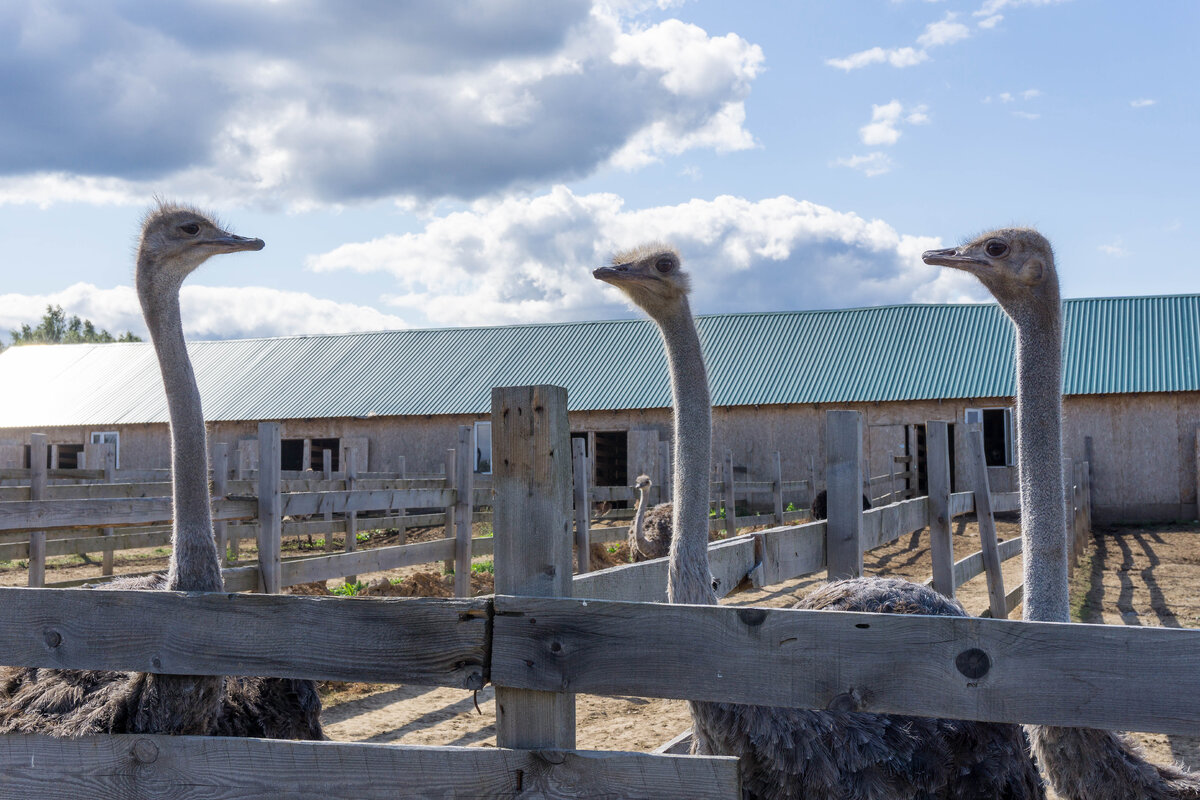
[633,487,651,552]
[140,269,223,593]
[655,301,715,606]
[1012,304,1068,622]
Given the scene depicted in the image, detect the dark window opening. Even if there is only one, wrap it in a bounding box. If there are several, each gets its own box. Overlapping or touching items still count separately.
[281,439,305,471]
[592,431,628,504]
[57,444,85,470]
[913,423,958,494]
[982,409,1010,466]
[310,438,340,472]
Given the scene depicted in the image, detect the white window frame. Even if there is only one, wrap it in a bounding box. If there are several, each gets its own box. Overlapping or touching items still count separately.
[474,421,492,474]
[90,431,120,469]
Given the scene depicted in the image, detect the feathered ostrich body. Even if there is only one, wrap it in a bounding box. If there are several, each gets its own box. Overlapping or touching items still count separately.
[0,203,322,740]
[595,244,1043,799]
[629,474,673,561]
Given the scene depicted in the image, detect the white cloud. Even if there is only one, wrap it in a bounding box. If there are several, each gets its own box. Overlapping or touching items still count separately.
[826,46,928,71]
[0,283,409,341]
[1130,98,1157,108]
[977,14,1003,28]
[975,0,1071,16]
[0,2,762,208]
[917,14,970,47]
[1012,111,1040,120]
[833,153,895,177]
[859,101,929,146]
[307,187,982,326]
[1022,88,1042,99]
[1098,241,1129,258]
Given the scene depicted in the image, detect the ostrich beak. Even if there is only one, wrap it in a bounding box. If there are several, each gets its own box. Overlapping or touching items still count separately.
[922,247,985,270]
[209,232,266,253]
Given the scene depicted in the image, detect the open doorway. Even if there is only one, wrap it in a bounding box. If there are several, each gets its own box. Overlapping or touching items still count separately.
[310,438,340,472]
[592,431,628,498]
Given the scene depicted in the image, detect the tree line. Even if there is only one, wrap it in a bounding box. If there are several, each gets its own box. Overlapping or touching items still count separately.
[3,305,141,351]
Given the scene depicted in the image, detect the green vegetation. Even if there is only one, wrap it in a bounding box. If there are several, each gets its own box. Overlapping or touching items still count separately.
[786,502,797,512]
[9,305,140,348]
[356,532,370,543]
[389,577,404,585]
[471,560,494,574]
[331,580,367,596]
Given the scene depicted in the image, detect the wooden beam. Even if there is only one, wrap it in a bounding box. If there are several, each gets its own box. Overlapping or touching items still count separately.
[0,734,739,800]
[572,437,590,574]
[926,421,954,598]
[280,488,454,517]
[257,422,282,595]
[723,450,737,539]
[211,443,229,569]
[966,427,1007,619]
[344,446,360,586]
[282,538,456,587]
[772,451,784,526]
[454,427,475,597]
[0,587,487,686]
[491,594,1200,735]
[28,434,47,588]
[492,385,575,750]
[0,497,255,534]
[825,410,863,579]
[573,536,755,603]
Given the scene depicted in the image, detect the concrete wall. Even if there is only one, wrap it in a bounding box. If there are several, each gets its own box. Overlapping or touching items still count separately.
[2,390,1197,522]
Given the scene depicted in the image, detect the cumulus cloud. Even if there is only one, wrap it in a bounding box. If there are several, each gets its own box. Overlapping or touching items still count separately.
[974,0,1071,16]
[833,153,894,177]
[0,2,761,208]
[307,186,982,327]
[977,14,1003,28]
[827,12,967,72]
[859,101,930,146]
[0,283,408,341]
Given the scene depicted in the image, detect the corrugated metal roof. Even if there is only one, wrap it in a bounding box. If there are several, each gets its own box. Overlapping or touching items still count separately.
[1,294,1198,428]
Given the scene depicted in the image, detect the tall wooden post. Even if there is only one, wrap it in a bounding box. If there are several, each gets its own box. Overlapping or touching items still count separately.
[966,427,1006,618]
[344,446,359,586]
[572,437,590,574]
[772,451,784,525]
[722,450,737,538]
[395,455,407,546]
[826,411,864,579]
[257,422,282,594]
[658,440,672,505]
[443,448,457,578]
[493,385,575,749]
[28,434,47,588]
[926,420,954,598]
[101,443,118,575]
[1063,458,1075,576]
[454,426,475,597]
[322,449,335,552]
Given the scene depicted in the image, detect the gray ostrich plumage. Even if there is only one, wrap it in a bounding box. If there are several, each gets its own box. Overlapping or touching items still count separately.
[925,229,1200,800]
[0,204,322,741]
[629,474,673,561]
[595,244,1043,799]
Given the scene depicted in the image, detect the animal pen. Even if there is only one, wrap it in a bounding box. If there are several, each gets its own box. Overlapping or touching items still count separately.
[0,384,1188,799]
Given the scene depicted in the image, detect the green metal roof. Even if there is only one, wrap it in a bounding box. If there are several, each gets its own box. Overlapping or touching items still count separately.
[0,294,1197,428]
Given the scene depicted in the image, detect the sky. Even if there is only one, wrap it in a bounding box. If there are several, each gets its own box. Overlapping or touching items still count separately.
[0,0,1195,341]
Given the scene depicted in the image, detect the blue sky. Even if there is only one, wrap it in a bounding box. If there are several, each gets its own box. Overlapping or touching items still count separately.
[0,0,1195,340]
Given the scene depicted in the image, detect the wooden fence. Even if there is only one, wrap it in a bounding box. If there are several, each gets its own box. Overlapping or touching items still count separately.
[0,384,1176,799]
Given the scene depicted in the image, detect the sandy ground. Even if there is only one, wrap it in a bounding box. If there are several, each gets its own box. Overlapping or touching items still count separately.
[7,516,1197,790]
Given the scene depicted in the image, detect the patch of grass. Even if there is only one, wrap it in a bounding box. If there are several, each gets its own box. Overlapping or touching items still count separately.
[356,532,370,543]
[331,580,367,597]
[607,544,621,553]
[153,547,169,556]
[471,560,494,574]
[786,502,797,512]
[389,576,404,585]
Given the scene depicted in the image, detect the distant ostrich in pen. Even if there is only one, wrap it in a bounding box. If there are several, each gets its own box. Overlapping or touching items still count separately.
[0,203,322,740]
[595,244,1044,799]
[629,474,673,561]
[925,229,1200,800]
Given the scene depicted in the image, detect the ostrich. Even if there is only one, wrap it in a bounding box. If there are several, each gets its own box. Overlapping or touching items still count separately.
[809,488,871,521]
[924,229,1200,800]
[0,203,322,740]
[629,474,673,561]
[595,244,1044,799]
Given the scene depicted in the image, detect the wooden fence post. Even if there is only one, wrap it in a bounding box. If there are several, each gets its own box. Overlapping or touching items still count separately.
[493,385,575,749]
[723,450,737,538]
[966,427,1007,618]
[322,449,334,552]
[211,443,229,568]
[443,448,457,577]
[454,426,475,597]
[926,420,954,598]
[1074,461,1087,560]
[826,411,863,580]
[101,443,117,575]
[658,440,672,505]
[395,455,407,546]
[257,422,282,594]
[1063,458,1075,576]
[772,451,784,525]
[573,437,590,574]
[28,434,47,588]
[344,446,359,586]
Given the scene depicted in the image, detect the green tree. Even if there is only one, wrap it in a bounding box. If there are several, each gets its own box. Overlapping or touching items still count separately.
[9,305,141,346]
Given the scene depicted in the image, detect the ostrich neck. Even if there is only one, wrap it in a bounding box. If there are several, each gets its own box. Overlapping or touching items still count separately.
[1013,305,1068,623]
[140,274,223,593]
[633,488,651,552]
[656,301,715,606]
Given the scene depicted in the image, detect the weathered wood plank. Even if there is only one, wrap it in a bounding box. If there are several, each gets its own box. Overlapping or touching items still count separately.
[0,481,173,502]
[589,485,637,503]
[257,423,283,594]
[281,538,457,586]
[825,410,863,579]
[948,491,975,517]
[27,434,47,588]
[0,587,488,687]
[926,422,954,597]
[966,428,1007,619]
[573,437,590,574]
[573,536,755,603]
[0,528,174,561]
[751,522,825,587]
[0,734,739,800]
[860,496,929,552]
[281,488,454,517]
[492,595,1200,734]
[992,491,1021,514]
[0,497,256,534]
[454,428,475,596]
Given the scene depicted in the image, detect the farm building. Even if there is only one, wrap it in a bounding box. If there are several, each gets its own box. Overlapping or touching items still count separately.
[0,293,1198,523]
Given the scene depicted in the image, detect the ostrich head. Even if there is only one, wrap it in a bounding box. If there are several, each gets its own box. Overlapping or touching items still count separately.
[921,228,1059,319]
[136,202,264,300]
[633,474,652,490]
[593,244,690,320]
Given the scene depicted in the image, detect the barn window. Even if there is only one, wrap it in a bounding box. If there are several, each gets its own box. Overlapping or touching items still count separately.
[90,431,120,469]
[964,407,1014,466]
[592,431,628,495]
[474,422,492,474]
[280,439,305,471]
[311,438,340,472]
[57,444,85,470]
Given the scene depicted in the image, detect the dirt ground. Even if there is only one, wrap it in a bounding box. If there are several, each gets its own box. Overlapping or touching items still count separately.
[8,516,1198,788]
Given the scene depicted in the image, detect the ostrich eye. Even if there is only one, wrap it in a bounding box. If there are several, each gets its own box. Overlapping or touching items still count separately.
[655,257,673,273]
[180,222,201,236]
[984,240,1009,258]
